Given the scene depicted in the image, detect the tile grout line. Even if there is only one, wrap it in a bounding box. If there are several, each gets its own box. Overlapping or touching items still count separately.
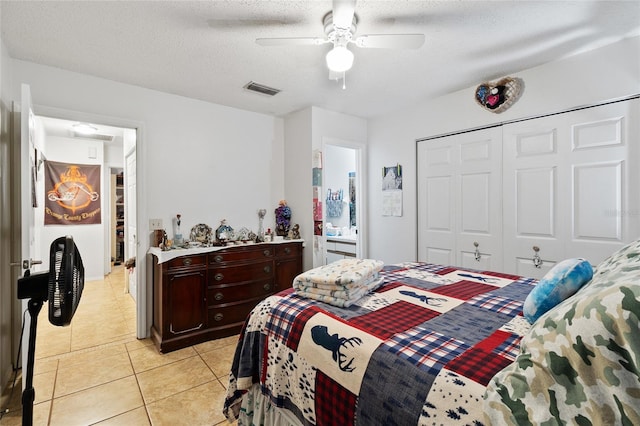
[124,342,153,425]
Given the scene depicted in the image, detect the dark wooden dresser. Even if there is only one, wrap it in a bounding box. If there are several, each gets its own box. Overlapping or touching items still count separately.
[149,241,303,353]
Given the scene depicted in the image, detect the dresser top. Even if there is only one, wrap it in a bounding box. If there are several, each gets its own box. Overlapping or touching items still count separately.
[149,239,304,264]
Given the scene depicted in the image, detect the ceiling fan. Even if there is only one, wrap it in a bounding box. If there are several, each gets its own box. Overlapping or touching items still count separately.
[256,0,425,85]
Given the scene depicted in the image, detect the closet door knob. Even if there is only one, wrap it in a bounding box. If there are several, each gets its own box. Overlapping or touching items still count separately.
[532,246,542,268]
[473,242,481,262]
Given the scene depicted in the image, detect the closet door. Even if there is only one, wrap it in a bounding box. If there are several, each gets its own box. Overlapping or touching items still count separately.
[417,127,503,269]
[503,99,639,277]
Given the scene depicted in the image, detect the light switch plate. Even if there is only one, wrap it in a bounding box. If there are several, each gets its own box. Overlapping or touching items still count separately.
[149,219,163,230]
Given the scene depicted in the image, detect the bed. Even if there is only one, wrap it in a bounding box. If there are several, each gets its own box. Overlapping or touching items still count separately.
[223,240,640,425]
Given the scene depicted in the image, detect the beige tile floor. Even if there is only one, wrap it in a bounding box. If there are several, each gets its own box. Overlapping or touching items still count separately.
[0,266,238,425]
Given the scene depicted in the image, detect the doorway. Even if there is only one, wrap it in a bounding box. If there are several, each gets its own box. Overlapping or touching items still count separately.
[34,113,139,325]
[322,138,366,265]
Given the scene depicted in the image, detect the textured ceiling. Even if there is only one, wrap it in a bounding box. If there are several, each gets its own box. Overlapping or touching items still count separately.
[2,1,639,119]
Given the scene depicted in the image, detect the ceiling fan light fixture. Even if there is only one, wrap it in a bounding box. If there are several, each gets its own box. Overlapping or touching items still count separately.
[326,45,354,73]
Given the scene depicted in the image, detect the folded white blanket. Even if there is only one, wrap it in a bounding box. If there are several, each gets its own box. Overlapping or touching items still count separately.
[293,258,384,288]
[300,272,380,292]
[295,277,383,307]
[294,274,381,300]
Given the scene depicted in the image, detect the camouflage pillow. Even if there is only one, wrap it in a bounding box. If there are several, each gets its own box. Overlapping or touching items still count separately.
[484,239,640,424]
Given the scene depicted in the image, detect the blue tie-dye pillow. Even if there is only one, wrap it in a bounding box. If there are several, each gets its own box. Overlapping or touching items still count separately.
[523,258,593,323]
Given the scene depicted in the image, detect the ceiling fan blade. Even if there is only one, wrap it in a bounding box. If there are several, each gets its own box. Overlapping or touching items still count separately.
[332,0,357,29]
[256,37,328,47]
[207,18,302,29]
[354,34,425,49]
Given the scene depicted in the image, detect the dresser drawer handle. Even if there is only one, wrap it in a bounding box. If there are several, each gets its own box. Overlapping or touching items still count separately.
[284,247,291,254]
[183,258,192,266]
[214,292,224,301]
[263,265,271,274]
[214,313,224,322]
[213,255,223,263]
[214,273,224,281]
[263,249,271,256]
[263,283,272,292]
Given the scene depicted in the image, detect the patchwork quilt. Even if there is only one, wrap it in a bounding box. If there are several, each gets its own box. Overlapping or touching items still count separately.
[223,262,536,425]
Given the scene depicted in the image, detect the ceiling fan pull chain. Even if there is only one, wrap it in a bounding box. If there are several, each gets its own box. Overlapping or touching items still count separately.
[342,72,346,90]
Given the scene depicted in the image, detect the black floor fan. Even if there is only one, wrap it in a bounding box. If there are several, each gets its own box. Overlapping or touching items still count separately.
[17,236,84,426]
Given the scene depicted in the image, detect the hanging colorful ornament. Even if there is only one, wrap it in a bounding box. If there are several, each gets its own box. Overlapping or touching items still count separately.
[475,77,523,113]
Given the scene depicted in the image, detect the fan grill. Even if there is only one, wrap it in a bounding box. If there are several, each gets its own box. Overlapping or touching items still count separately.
[48,236,85,326]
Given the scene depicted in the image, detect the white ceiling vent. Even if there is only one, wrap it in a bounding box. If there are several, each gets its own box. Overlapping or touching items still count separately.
[243,81,281,97]
[72,131,115,142]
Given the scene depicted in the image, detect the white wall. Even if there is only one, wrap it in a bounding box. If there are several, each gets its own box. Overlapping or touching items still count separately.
[367,36,640,264]
[283,108,313,269]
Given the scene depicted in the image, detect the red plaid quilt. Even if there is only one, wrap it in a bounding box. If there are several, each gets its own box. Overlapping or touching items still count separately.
[223,262,536,425]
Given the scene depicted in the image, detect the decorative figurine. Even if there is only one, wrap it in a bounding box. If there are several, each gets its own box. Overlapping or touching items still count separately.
[160,230,170,251]
[257,208,266,242]
[216,219,233,243]
[290,223,301,240]
[275,200,292,237]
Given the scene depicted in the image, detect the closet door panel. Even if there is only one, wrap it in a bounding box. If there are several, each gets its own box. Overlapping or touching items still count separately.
[503,121,566,278]
[424,175,455,265]
[566,99,639,264]
[515,167,556,238]
[573,162,622,241]
[457,130,502,270]
[460,171,495,269]
[418,139,456,265]
[418,128,502,269]
[504,99,639,274]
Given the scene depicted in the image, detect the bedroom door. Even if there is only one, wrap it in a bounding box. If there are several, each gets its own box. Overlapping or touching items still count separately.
[125,144,137,297]
[502,99,640,277]
[417,127,503,269]
[12,84,42,378]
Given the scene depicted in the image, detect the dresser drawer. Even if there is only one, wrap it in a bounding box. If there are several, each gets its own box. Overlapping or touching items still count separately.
[209,247,274,264]
[208,299,264,326]
[209,259,273,284]
[208,280,275,305]
[167,255,207,271]
[275,243,302,258]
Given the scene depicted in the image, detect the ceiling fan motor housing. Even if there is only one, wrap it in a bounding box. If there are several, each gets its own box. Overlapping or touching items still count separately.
[323,11,357,46]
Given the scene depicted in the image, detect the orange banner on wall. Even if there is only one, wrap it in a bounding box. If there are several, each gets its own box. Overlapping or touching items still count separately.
[44,160,101,225]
